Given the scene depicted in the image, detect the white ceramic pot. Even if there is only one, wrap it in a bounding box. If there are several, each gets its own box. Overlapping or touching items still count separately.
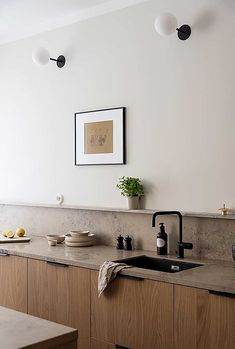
[127,196,139,210]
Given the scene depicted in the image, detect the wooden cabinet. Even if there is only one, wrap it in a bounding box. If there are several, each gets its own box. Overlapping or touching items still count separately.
[174,285,235,349]
[91,339,115,349]
[28,259,90,349]
[0,254,27,313]
[1,253,234,349]
[174,284,209,349]
[206,291,235,349]
[91,271,173,349]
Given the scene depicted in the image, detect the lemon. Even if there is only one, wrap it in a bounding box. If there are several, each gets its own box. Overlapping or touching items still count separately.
[2,230,11,237]
[16,227,25,237]
[4,231,15,238]
[2,231,8,237]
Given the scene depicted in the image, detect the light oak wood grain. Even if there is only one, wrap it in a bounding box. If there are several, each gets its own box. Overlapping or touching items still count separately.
[91,270,173,349]
[0,255,27,313]
[91,338,115,349]
[174,285,235,349]
[206,293,235,349]
[174,285,209,349]
[28,259,90,349]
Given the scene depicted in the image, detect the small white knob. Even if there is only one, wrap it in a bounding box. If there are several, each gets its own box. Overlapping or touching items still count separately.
[56,193,64,205]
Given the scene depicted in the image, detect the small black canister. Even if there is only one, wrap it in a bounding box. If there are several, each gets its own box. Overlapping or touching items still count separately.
[124,235,132,250]
[116,235,124,249]
[232,244,235,261]
[157,223,168,255]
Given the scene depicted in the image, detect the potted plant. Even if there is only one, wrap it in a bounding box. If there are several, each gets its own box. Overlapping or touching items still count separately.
[117,176,144,209]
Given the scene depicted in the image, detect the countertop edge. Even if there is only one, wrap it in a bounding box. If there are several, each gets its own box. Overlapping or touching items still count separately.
[1,242,235,295]
[118,268,235,295]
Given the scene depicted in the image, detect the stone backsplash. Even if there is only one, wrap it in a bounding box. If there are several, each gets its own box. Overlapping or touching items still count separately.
[0,204,235,261]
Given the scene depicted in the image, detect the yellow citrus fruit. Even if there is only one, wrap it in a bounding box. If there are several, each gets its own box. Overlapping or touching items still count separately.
[16,227,25,237]
[4,231,15,238]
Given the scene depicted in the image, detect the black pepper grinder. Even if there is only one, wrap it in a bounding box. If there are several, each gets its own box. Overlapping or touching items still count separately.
[116,235,124,249]
[124,235,132,250]
[157,223,168,255]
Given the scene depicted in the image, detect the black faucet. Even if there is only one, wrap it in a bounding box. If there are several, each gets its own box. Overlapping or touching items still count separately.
[152,211,193,259]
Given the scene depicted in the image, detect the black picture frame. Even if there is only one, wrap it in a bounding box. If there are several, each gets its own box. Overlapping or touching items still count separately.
[74,107,126,166]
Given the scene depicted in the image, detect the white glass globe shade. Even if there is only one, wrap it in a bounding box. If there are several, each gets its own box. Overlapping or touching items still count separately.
[154,13,177,36]
[32,48,50,65]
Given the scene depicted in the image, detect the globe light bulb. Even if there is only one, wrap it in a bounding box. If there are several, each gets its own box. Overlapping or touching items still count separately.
[32,47,50,65]
[154,13,178,36]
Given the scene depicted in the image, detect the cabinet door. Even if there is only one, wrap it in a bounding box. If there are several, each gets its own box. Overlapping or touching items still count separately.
[174,285,235,349]
[91,338,115,349]
[91,271,173,349]
[174,285,209,349]
[0,254,27,312]
[28,259,90,349]
[207,291,235,349]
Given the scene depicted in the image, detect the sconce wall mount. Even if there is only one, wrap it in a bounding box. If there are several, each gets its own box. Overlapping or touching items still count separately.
[176,25,191,41]
[32,48,66,68]
[49,55,66,68]
[154,13,191,41]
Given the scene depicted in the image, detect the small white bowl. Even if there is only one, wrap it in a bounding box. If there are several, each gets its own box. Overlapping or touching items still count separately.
[65,233,95,243]
[70,230,89,238]
[48,239,57,246]
[46,235,65,243]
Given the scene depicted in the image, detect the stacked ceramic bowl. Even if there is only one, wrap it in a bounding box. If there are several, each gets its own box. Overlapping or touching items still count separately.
[65,231,95,247]
[46,235,65,246]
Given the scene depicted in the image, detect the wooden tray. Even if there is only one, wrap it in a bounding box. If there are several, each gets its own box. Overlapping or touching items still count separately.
[0,236,31,243]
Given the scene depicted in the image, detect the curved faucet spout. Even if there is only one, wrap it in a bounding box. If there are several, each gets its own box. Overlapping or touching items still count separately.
[152,210,192,258]
[152,211,183,243]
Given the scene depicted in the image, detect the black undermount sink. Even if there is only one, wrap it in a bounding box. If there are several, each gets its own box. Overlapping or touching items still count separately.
[115,255,202,273]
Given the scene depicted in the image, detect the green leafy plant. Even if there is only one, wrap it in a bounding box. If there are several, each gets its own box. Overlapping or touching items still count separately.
[116,176,144,197]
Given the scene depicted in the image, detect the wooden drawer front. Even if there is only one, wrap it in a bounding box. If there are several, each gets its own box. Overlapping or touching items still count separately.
[0,254,27,313]
[91,338,115,349]
[174,285,235,349]
[28,258,90,349]
[207,292,235,349]
[174,285,209,349]
[91,271,173,349]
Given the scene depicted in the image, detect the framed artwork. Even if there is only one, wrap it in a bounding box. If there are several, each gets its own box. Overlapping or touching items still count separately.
[75,107,126,165]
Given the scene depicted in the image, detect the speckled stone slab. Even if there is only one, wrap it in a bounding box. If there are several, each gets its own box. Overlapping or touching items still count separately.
[1,204,235,261]
[0,306,77,349]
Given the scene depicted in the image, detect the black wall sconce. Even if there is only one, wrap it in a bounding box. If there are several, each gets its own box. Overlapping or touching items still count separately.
[154,13,191,41]
[32,48,66,68]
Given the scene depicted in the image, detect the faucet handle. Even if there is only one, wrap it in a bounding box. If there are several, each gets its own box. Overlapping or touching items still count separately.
[177,242,193,258]
[178,242,193,250]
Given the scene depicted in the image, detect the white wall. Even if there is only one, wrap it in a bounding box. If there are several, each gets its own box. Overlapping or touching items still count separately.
[1,0,235,212]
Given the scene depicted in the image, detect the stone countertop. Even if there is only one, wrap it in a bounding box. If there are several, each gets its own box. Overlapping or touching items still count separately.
[0,236,235,294]
[0,306,77,349]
